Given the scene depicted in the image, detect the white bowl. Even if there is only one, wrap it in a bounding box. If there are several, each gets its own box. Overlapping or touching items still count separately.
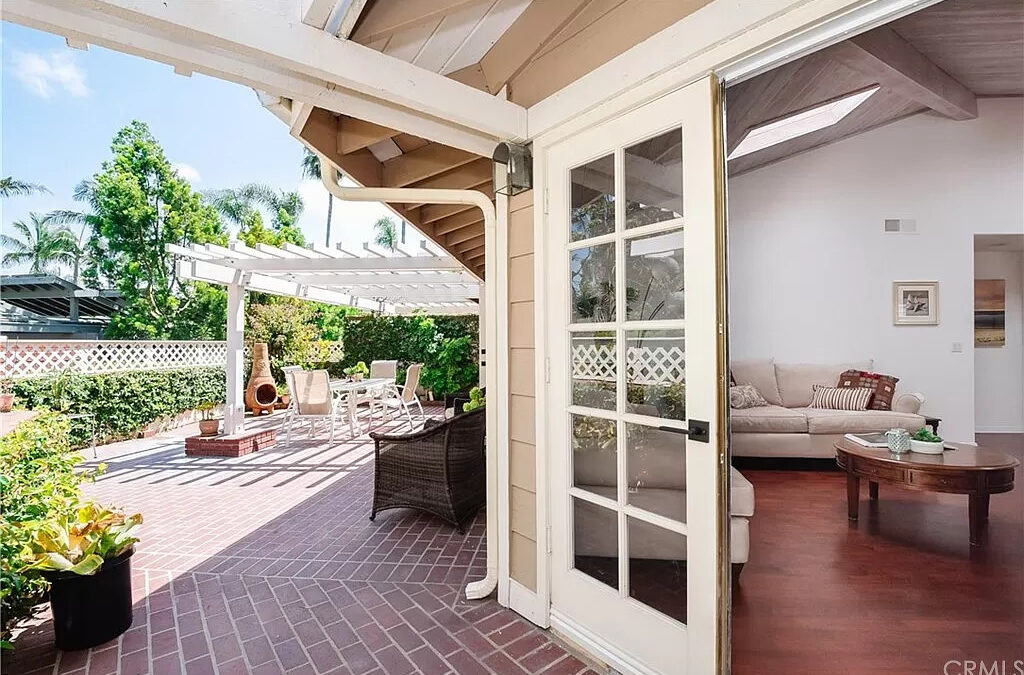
[910,439,944,454]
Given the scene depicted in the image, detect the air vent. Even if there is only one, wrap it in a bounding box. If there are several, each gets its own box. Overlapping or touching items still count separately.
[884,218,917,234]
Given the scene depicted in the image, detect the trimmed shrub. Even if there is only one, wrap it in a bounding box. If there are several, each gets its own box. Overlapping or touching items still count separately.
[341,315,479,396]
[0,414,87,647]
[13,367,225,448]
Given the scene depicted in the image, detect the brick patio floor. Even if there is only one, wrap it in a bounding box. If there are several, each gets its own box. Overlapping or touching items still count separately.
[6,414,598,675]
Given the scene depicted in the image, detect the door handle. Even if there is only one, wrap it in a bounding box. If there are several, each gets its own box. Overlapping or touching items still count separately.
[657,419,710,443]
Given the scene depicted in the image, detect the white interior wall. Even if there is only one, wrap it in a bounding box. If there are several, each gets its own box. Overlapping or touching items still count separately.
[974,248,1024,432]
[727,98,1024,443]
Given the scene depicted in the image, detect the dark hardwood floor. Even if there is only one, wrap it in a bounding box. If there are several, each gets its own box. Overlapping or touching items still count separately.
[731,433,1023,675]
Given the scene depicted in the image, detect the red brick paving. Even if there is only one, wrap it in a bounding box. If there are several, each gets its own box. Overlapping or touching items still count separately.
[5,416,599,675]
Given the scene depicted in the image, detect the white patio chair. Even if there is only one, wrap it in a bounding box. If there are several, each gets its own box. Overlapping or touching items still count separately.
[280,365,303,428]
[356,360,398,427]
[286,369,349,445]
[373,363,425,430]
[369,360,397,380]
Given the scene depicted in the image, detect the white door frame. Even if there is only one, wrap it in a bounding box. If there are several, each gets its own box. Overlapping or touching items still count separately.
[526,0,944,671]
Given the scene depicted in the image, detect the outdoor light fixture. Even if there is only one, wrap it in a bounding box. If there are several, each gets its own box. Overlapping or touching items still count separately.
[492,142,532,196]
[728,86,880,160]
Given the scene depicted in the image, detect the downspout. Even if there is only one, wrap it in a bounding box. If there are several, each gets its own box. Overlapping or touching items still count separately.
[320,166,500,601]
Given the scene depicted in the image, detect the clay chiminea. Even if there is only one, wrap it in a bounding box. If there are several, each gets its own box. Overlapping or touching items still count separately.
[245,342,278,415]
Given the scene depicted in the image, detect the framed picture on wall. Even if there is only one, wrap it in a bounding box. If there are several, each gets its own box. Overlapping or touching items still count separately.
[974,279,1006,347]
[893,281,939,325]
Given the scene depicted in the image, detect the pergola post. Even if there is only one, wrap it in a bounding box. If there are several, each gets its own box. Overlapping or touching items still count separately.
[225,282,246,435]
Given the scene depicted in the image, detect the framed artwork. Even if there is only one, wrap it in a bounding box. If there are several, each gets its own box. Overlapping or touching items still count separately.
[974,279,1006,347]
[893,281,939,325]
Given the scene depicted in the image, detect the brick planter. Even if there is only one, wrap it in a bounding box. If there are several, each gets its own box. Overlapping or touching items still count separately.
[185,428,276,457]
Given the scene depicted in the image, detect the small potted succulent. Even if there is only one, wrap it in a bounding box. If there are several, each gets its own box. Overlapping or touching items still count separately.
[0,377,15,413]
[343,361,369,382]
[910,427,944,454]
[197,401,220,437]
[24,503,143,650]
[462,387,486,412]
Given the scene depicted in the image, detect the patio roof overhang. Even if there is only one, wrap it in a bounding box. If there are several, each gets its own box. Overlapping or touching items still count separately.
[167,241,481,316]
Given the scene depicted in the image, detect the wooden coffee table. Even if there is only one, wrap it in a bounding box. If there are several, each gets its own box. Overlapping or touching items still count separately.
[834,437,1018,546]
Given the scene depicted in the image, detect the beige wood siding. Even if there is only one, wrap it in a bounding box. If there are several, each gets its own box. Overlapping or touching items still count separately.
[507,191,537,591]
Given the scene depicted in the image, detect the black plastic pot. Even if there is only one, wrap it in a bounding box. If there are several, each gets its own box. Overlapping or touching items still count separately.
[45,547,134,650]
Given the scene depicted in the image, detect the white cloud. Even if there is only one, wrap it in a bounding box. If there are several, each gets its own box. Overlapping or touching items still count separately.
[11,50,89,98]
[172,163,202,183]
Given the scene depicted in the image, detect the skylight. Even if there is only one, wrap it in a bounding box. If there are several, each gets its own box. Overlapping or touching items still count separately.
[728,86,880,160]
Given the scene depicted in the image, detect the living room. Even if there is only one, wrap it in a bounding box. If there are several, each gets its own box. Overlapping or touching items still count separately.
[722,0,1023,671]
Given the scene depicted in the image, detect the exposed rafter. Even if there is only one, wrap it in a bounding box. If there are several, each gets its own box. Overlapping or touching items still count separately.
[352,0,486,44]
[338,116,400,154]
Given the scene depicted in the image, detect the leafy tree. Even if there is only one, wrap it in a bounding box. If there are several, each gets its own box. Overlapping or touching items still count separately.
[373,216,398,252]
[85,121,228,339]
[0,177,49,198]
[301,148,334,247]
[0,212,78,274]
[247,299,333,381]
[205,183,306,247]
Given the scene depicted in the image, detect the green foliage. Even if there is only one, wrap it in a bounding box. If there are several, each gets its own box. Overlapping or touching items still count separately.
[0,177,50,199]
[340,315,479,396]
[205,183,306,247]
[0,414,87,646]
[912,427,942,443]
[23,503,142,576]
[463,387,485,412]
[343,361,369,377]
[247,299,336,382]
[84,121,228,339]
[13,368,225,448]
[373,216,398,251]
[0,212,79,274]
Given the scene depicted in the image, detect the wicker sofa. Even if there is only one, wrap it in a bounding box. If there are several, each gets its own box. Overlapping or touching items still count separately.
[368,407,485,532]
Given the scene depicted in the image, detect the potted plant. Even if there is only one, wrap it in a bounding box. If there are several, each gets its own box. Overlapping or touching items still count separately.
[344,361,369,382]
[0,377,14,413]
[197,401,220,437]
[910,427,944,454]
[462,387,486,412]
[24,503,143,650]
[277,382,290,408]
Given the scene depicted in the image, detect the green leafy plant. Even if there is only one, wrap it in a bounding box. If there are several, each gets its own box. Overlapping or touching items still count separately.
[247,299,335,382]
[1,378,14,395]
[196,400,217,420]
[463,387,485,412]
[23,503,142,576]
[0,414,94,647]
[277,382,289,397]
[912,427,943,443]
[420,336,477,398]
[343,361,369,378]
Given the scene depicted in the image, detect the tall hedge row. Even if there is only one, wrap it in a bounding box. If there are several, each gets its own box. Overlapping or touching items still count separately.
[340,315,479,396]
[13,367,225,448]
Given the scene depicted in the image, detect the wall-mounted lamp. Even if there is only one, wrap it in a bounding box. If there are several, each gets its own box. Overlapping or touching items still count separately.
[492,142,532,196]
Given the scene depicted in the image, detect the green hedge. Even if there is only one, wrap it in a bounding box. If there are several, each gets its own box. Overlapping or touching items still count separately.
[13,367,225,448]
[0,414,85,647]
[341,315,479,396]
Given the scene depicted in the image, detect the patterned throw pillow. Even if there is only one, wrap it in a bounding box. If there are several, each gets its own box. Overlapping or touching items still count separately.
[810,385,873,411]
[730,385,768,409]
[837,369,900,410]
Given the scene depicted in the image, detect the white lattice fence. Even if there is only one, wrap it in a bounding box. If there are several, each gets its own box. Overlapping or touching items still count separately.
[1,341,346,379]
[571,342,685,385]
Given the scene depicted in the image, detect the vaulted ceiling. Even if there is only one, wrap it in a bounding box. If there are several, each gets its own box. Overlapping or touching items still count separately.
[726,0,1024,175]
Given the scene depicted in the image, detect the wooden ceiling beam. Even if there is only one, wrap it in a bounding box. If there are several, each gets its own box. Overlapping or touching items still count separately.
[453,237,485,255]
[338,116,399,155]
[434,209,486,236]
[829,26,977,120]
[446,226,485,247]
[383,143,480,188]
[352,0,485,44]
[465,247,486,261]
[478,0,591,94]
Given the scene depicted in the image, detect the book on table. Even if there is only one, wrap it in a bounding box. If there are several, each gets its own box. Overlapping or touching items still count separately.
[844,432,889,448]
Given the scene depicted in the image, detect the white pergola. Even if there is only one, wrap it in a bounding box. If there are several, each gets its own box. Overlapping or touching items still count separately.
[167,239,481,436]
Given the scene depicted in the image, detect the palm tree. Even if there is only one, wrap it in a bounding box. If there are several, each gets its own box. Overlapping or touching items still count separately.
[0,212,78,274]
[46,180,102,285]
[301,148,334,246]
[373,216,398,252]
[0,177,50,198]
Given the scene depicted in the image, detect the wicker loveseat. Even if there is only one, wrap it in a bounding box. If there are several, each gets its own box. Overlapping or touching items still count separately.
[368,407,485,532]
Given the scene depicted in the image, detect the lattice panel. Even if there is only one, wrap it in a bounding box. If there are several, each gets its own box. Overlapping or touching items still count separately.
[572,343,685,385]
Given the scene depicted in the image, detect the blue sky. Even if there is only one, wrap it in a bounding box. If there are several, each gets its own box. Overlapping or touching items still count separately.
[1,22,418,275]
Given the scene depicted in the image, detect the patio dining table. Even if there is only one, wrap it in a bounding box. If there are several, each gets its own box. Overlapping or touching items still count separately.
[330,377,394,436]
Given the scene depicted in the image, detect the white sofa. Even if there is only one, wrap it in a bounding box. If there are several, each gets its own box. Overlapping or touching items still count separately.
[730,359,926,458]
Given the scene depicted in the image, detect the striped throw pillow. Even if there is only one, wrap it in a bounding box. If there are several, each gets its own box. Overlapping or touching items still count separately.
[809,385,872,411]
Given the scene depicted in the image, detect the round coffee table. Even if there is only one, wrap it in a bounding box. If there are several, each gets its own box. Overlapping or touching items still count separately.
[834,437,1018,546]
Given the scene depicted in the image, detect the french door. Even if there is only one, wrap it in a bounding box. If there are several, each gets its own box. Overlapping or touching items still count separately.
[544,75,727,674]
